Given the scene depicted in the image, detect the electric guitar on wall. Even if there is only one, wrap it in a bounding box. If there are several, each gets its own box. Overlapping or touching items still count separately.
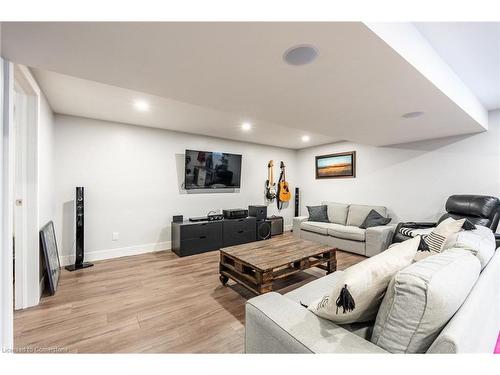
[278,161,291,202]
[265,160,277,200]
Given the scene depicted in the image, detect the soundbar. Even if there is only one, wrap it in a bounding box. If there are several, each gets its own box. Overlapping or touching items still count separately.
[189,216,209,222]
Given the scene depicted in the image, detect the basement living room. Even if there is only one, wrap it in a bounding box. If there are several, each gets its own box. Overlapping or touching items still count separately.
[1,10,500,371]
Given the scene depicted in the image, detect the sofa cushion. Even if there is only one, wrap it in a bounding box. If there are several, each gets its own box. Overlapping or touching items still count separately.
[371,249,480,353]
[327,224,366,242]
[307,236,419,324]
[322,201,349,225]
[306,205,329,223]
[300,221,332,235]
[347,204,387,227]
[443,225,495,270]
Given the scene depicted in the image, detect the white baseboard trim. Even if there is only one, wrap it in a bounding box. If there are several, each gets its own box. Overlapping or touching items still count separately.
[59,241,172,266]
[59,228,293,267]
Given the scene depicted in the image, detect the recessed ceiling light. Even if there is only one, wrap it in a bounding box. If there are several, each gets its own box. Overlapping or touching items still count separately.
[402,111,424,119]
[241,122,252,131]
[134,99,150,112]
[301,135,310,142]
[283,44,319,66]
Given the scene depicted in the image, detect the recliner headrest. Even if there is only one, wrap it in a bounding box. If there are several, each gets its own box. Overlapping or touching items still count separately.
[445,195,500,219]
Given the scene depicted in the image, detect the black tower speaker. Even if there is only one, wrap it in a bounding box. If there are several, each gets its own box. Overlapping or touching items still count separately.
[65,187,93,271]
[256,220,271,240]
[294,187,300,217]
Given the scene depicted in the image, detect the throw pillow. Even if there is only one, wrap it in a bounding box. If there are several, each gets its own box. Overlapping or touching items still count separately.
[397,227,432,251]
[359,209,392,229]
[306,205,329,223]
[443,225,495,270]
[423,217,465,253]
[371,249,480,353]
[308,236,420,324]
[462,219,477,231]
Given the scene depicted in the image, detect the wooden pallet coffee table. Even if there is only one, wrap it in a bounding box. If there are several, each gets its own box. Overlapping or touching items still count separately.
[219,236,337,294]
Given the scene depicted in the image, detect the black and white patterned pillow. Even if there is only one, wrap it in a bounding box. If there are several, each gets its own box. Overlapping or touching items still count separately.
[398,227,430,251]
[423,218,465,253]
[422,232,445,252]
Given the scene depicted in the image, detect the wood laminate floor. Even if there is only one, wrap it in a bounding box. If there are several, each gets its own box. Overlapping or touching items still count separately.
[14,233,365,353]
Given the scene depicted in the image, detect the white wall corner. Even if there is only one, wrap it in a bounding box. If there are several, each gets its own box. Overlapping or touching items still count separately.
[364,22,489,130]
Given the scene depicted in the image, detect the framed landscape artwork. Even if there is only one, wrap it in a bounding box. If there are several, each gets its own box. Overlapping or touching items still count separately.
[315,151,356,179]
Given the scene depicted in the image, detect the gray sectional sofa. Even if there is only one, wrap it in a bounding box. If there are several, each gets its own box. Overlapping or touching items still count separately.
[245,245,500,353]
[293,202,395,257]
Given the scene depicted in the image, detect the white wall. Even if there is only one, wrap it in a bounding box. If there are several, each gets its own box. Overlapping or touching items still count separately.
[38,92,55,227]
[54,115,296,264]
[52,110,500,265]
[297,109,500,225]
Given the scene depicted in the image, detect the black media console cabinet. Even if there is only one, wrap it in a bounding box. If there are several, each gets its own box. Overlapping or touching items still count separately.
[171,217,257,257]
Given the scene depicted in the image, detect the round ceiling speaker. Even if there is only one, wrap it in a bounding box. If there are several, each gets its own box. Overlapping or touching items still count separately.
[402,111,425,119]
[283,44,319,66]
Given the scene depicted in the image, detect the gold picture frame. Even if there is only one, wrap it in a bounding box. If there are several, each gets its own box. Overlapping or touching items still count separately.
[315,151,356,179]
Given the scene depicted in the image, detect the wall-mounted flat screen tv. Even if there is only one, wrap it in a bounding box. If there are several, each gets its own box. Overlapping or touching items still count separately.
[184,149,242,189]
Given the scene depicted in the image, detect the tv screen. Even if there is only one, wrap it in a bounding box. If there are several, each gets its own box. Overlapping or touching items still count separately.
[184,150,242,189]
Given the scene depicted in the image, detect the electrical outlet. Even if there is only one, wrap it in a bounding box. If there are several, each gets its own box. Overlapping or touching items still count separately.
[112,232,119,241]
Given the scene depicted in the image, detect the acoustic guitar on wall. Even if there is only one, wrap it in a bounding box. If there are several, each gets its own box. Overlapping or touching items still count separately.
[265,160,277,200]
[278,161,291,202]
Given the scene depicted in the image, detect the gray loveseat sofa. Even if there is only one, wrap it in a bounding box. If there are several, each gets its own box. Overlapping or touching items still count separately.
[245,247,500,354]
[293,202,395,257]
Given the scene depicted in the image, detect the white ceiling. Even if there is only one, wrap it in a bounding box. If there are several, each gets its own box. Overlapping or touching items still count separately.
[32,69,338,149]
[1,22,492,148]
[414,22,500,111]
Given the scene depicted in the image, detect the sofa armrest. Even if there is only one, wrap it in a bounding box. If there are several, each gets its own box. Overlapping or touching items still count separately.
[365,224,396,257]
[245,292,387,353]
[292,216,308,237]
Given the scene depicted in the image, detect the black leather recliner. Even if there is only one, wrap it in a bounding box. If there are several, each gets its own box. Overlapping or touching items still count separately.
[392,195,500,244]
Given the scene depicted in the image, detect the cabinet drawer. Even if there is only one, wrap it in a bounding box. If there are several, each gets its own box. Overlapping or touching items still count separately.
[223,227,256,248]
[223,217,256,234]
[180,236,222,256]
[181,221,222,240]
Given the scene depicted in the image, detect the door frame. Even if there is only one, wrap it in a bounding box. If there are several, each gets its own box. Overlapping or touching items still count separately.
[1,58,15,351]
[12,64,40,310]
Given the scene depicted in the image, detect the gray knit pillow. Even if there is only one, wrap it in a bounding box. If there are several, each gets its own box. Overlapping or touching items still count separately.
[307,205,329,223]
[359,209,391,229]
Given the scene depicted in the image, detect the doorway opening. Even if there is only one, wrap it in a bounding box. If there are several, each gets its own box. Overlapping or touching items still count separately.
[13,65,40,310]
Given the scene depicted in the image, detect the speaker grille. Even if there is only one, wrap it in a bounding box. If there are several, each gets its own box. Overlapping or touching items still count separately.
[257,221,271,240]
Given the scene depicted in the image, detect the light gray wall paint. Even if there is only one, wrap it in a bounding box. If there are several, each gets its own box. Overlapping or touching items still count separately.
[54,114,296,263]
[38,91,55,228]
[297,110,500,227]
[52,110,500,263]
